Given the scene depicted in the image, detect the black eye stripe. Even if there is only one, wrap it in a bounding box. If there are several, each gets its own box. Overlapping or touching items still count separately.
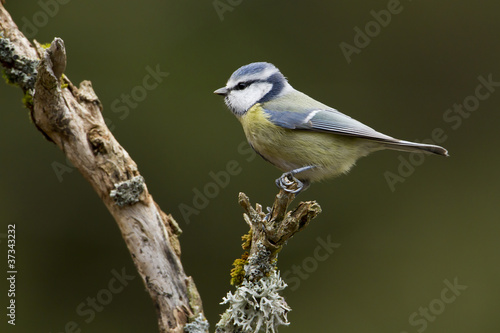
[236,82,247,90]
[231,79,261,91]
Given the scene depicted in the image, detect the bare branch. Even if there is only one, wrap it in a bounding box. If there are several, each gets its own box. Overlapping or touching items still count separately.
[0,4,206,333]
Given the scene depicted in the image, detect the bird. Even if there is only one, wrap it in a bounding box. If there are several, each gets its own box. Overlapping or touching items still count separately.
[214,62,448,193]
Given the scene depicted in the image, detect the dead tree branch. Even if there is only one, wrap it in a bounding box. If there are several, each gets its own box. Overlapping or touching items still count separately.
[0,4,205,333]
[216,186,322,332]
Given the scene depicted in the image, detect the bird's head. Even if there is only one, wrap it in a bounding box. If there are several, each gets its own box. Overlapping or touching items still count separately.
[214,62,292,116]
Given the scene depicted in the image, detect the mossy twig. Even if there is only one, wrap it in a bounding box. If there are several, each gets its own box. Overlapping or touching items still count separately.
[217,181,322,333]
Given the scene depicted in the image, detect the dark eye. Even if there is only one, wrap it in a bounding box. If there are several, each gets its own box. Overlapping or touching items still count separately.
[235,82,248,90]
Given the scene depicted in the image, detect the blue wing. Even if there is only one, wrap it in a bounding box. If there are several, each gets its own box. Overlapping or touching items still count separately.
[260,90,449,156]
[262,90,396,142]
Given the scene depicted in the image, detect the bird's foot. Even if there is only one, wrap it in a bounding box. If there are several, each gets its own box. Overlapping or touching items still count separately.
[275,172,307,194]
[275,166,315,194]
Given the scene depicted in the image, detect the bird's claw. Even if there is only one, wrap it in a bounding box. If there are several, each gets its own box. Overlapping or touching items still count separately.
[275,172,304,194]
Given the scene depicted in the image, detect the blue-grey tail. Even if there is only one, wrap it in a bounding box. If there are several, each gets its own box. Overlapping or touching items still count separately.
[382,140,449,156]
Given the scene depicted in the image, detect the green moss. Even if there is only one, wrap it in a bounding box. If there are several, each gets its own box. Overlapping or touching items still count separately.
[241,230,252,250]
[229,229,255,285]
[22,90,33,109]
[2,68,15,85]
[230,252,249,286]
[40,43,51,49]
[60,74,68,88]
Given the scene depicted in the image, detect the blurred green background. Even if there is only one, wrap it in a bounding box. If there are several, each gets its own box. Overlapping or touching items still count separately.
[1,0,499,332]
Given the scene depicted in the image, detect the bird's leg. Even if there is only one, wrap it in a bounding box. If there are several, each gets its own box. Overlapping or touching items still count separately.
[275,166,315,194]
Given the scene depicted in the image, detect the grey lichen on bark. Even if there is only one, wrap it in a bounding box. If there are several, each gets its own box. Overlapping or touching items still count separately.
[216,180,322,333]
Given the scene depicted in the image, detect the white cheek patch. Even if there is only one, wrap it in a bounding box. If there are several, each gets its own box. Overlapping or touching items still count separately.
[227,82,273,115]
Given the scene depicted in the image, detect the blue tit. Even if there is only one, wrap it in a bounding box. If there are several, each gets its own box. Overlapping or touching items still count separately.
[214,62,448,193]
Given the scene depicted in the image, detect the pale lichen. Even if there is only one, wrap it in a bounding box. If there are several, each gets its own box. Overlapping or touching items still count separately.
[216,270,290,333]
[110,175,145,207]
[0,33,38,93]
[245,242,274,282]
[184,313,209,333]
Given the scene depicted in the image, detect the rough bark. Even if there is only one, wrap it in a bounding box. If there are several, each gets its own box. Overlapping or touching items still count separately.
[0,4,205,333]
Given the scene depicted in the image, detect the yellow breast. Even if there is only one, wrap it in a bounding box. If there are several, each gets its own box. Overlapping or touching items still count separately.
[237,104,370,182]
